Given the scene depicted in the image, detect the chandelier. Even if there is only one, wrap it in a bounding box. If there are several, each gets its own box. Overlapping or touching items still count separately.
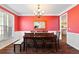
[34,4,44,18]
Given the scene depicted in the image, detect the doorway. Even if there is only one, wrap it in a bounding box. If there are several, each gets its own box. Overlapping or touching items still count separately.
[60,13,68,43]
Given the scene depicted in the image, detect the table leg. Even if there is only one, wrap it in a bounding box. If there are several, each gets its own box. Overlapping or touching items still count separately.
[23,39,25,51]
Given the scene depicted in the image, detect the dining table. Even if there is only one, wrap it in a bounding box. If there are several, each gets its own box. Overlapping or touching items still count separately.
[23,33,57,51]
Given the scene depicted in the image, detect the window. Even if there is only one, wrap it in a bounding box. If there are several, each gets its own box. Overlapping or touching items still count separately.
[0,10,14,41]
[0,12,4,35]
[6,14,9,31]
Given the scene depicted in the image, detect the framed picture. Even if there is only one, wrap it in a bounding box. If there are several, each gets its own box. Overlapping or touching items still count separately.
[34,20,46,29]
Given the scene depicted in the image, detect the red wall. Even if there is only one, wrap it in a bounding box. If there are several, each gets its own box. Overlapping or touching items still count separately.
[18,16,60,31]
[14,16,19,31]
[67,5,79,33]
[0,6,19,31]
[0,6,60,31]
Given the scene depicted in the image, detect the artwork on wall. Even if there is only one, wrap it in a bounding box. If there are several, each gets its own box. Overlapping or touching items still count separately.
[34,21,46,29]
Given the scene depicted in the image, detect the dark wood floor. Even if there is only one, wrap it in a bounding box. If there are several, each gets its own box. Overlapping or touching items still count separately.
[0,35,79,54]
[0,41,79,54]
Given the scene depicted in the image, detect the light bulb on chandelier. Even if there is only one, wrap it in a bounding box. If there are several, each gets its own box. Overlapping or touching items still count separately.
[34,4,45,18]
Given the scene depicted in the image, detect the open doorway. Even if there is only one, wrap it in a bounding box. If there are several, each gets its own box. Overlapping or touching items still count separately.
[60,13,68,43]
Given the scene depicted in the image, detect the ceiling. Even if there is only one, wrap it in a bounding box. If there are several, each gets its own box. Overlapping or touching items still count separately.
[1,4,76,16]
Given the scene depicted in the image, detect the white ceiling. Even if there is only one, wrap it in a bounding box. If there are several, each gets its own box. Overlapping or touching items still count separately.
[2,4,76,16]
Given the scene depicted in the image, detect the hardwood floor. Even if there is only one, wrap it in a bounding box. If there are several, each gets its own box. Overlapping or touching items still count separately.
[0,40,79,54]
[0,35,79,54]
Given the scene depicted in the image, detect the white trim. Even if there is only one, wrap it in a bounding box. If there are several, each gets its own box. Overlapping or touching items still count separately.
[0,8,13,16]
[1,4,60,16]
[59,16,61,39]
[17,4,77,16]
[59,4,77,15]
[0,39,18,50]
[0,4,19,15]
[60,13,68,40]
[0,4,77,16]
[13,14,15,31]
[67,32,79,50]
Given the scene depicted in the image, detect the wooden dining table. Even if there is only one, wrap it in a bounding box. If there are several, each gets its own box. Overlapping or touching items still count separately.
[23,33,57,51]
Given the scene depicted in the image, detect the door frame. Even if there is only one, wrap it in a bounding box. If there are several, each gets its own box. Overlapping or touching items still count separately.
[60,12,68,40]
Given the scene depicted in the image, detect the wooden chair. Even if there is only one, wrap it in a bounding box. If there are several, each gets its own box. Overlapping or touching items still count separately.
[56,32,60,48]
[44,33,57,52]
[44,37,54,49]
[26,39,34,48]
[32,38,44,52]
[24,33,34,51]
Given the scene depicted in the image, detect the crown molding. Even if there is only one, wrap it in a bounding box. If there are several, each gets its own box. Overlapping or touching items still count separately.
[0,4,60,16]
[59,4,78,15]
[1,4,77,16]
[0,4,19,15]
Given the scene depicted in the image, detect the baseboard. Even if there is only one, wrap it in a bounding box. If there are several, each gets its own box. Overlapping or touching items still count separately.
[0,39,18,50]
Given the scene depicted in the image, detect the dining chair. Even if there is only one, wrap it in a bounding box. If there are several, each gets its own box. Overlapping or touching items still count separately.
[32,37,44,52]
[44,35,57,52]
[56,32,60,48]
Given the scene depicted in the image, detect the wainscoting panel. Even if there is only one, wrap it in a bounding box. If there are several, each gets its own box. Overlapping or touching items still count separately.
[67,32,79,50]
